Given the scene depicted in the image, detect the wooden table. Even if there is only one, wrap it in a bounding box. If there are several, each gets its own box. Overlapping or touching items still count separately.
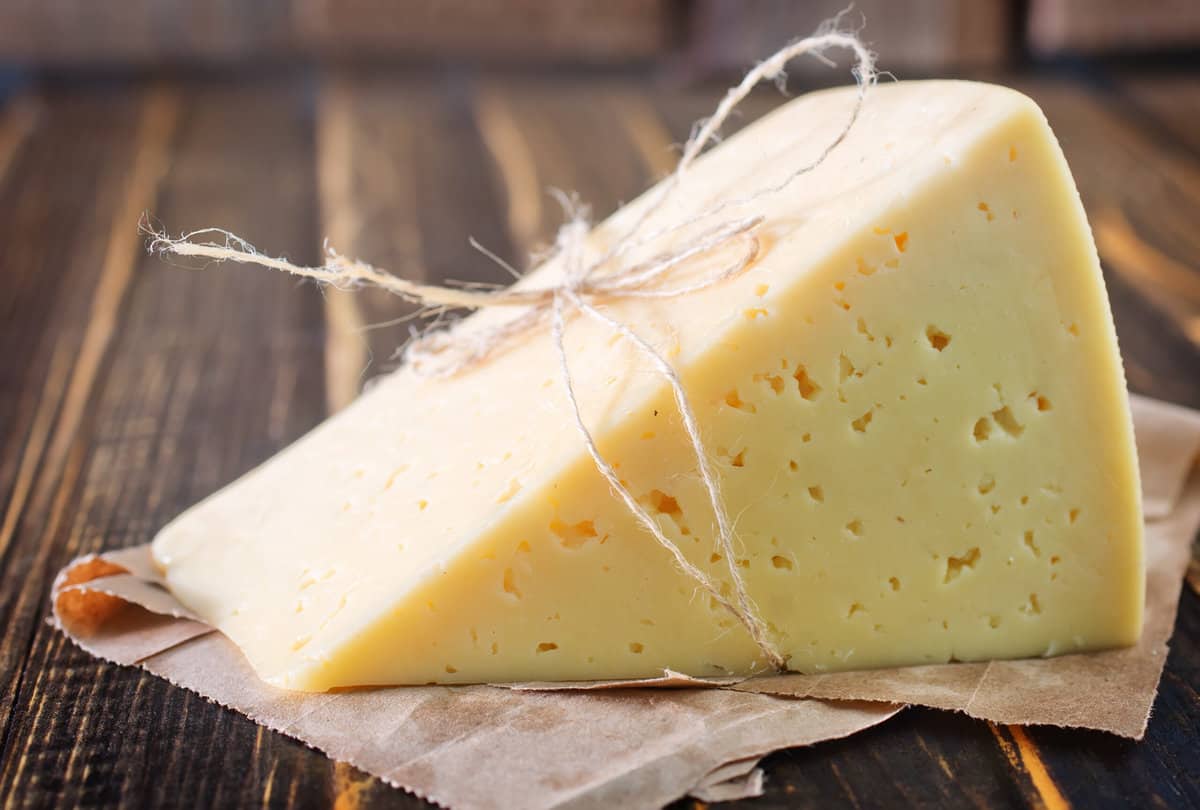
[1,67,1197,808]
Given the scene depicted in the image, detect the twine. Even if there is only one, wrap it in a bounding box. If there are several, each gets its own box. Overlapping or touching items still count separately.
[147,28,876,673]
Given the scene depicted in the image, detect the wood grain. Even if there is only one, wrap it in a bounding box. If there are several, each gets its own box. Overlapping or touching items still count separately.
[682,0,1013,78]
[475,79,657,256]
[314,72,519,400]
[0,87,172,740]
[1028,0,1200,55]
[295,0,671,64]
[1114,75,1200,164]
[0,80,335,808]
[0,69,1196,809]
[0,0,671,69]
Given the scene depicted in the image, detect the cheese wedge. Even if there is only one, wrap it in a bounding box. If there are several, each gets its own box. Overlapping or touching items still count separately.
[153,80,1143,690]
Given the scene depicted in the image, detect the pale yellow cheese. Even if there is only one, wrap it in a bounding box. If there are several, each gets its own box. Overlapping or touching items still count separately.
[152,80,1143,691]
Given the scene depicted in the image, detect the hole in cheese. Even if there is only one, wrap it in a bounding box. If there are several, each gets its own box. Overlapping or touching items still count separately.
[839,354,857,381]
[497,478,522,503]
[550,519,598,550]
[502,569,522,599]
[646,490,681,518]
[851,409,874,433]
[992,406,1024,438]
[856,317,875,341]
[944,547,981,583]
[1021,593,1042,615]
[793,365,821,400]
[925,325,951,351]
[973,418,992,443]
[724,389,756,412]
[755,373,785,394]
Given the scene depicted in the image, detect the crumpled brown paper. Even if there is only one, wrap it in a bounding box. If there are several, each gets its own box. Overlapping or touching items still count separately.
[52,394,1200,809]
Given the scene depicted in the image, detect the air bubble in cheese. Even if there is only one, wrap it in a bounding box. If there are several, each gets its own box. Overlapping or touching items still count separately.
[152,80,1143,690]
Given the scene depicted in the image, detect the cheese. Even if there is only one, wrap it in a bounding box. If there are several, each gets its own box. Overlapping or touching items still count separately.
[152,80,1144,691]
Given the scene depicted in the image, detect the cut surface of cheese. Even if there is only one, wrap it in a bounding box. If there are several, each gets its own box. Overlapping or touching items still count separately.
[152,80,1143,691]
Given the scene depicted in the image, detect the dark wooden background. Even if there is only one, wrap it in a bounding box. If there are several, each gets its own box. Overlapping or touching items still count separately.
[2,0,1200,71]
[1,17,1199,810]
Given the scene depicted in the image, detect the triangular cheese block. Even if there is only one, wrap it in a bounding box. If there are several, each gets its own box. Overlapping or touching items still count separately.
[153,80,1143,691]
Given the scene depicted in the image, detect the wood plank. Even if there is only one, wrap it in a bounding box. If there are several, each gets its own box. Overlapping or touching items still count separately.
[316,72,520,407]
[475,79,658,258]
[0,0,671,69]
[1114,75,1200,158]
[1028,0,1200,55]
[295,0,672,65]
[0,79,344,808]
[680,0,1012,79]
[0,86,173,743]
[0,1,295,68]
[0,93,37,184]
[316,74,422,411]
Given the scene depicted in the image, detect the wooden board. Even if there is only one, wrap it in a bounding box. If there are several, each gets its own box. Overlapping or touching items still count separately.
[0,1,671,68]
[1028,0,1200,55]
[0,69,1197,808]
[680,0,1013,78]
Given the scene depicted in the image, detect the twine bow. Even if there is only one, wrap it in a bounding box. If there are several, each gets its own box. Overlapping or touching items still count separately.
[148,27,876,674]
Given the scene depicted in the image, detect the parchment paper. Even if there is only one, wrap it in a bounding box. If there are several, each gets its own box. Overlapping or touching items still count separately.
[51,394,1200,809]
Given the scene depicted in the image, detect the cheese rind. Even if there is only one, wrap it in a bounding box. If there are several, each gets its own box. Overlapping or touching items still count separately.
[153,80,1143,690]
